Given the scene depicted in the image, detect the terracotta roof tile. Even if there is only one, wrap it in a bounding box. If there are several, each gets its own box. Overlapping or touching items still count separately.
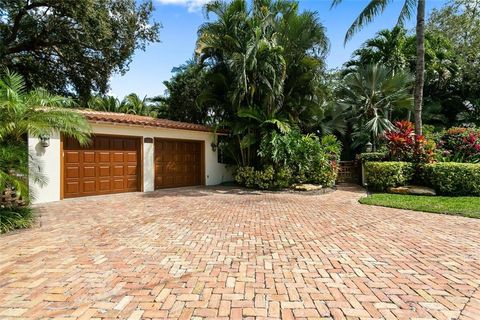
[78,109,226,134]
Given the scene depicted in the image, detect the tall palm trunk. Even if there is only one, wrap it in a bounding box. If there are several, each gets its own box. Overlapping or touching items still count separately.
[414,0,425,136]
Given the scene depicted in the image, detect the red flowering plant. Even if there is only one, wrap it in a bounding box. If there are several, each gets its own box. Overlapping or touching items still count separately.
[385,121,436,163]
[437,128,480,163]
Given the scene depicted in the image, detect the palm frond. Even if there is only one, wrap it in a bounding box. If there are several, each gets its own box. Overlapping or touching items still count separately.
[342,0,392,44]
[397,0,416,26]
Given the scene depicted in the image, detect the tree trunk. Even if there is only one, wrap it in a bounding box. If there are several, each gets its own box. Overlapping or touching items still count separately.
[414,0,425,136]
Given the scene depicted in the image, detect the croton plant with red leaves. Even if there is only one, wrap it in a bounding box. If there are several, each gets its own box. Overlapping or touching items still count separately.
[385,121,436,163]
[437,128,480,163]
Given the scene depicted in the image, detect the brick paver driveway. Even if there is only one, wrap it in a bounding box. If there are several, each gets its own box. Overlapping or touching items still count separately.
[1,185,480,320]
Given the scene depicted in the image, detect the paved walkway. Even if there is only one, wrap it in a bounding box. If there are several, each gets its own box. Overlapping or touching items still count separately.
[1,185,479,319]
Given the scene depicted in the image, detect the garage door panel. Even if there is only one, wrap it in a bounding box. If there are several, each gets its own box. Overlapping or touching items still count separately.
[155,139,202,189]
[65,151,80,163]
[126,178,137,189]
[66,182,79,194]
[83,180,96,193]
[98,179,111,191]
[64,136,140,198]
[98,166,110,177]
[126,165,137,175]
[83,152,95,163]
[126,152,137,162]
[112,152,124,162]
[113,179,124,190]
[66,167,79,178]
[83,166,95,178]
[113,165,124,176]
[98,152,110,163]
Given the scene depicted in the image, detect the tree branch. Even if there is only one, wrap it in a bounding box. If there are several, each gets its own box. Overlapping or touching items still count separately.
[5,1,51,45]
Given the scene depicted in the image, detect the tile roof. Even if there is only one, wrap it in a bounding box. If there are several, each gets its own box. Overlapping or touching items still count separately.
[78,109,226,134]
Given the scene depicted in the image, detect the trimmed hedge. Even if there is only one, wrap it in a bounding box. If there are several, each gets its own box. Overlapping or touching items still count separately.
[364,161,414,191]
[424,163,480,196]
[359,152,387,162]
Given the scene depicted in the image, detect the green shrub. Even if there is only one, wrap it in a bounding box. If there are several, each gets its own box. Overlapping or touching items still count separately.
[235,166,255,187]
[435,128,480,163]
[0,206,34,234]
[274,167,293,189]
[235,166,292,190]
[424,163,480,196]
[359,152,387,162]
[254,166,275,190]
[364,162,414,191]
[258,130,341,187]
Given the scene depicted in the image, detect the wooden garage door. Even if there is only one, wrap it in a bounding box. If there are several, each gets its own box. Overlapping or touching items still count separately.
[154,139,203,189]
[63,136,141,198]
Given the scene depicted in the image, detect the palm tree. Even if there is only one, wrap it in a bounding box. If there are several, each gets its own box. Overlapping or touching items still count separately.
[332,0,426,136]
[120,93,157,116]
[87,95,122,113]
[196,0,291,166]
[0,70,91,202]
[346,27,408,74]
[338,64,413,149]
[196,0,330,166]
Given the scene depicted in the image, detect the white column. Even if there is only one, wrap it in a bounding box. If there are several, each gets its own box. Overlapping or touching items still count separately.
[143,138,155,192]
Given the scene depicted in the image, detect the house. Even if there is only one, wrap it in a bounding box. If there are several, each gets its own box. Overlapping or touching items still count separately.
[28,110,232,204]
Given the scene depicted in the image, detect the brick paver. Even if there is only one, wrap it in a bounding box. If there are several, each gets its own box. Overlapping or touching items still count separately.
[1,184,479,319]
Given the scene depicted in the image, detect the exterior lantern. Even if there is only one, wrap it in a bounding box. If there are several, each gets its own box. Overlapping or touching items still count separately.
[39,134,50,148]
[365,141,373,153]
[211,142,218,152]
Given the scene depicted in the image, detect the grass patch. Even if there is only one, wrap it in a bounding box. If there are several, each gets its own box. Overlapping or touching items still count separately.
[0,207,35,234]
[359,193,480,219]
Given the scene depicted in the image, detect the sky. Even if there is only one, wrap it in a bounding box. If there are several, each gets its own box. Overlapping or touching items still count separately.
[109,0,449,98]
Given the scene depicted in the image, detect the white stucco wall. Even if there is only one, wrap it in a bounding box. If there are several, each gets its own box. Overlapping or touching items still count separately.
[28,132,61,204]
[29,123,233,204]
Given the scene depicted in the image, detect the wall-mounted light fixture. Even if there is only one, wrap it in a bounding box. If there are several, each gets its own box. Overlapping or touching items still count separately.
[211,142,218,152]
[365,141,373,153]
[39,134,50,148]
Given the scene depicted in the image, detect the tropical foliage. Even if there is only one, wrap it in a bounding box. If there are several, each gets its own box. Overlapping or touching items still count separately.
[0,206,34,234]
[235,130,341,190]
[194,0,330,167]
[385,121,435,163]
[332,0,426,136]
[86,93,161,117]
[436,128,480,163]
[428,0,480,104]
[346,26,468,129]
[336,64,413,150]
[258,131,341,186]
[0,71,91,206]
[158,62,214,124]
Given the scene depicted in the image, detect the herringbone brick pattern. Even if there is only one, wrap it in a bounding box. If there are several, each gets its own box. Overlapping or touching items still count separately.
[1,185,479,319]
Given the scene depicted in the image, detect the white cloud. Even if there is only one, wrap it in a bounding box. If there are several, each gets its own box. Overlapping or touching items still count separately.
[155,0,211,12]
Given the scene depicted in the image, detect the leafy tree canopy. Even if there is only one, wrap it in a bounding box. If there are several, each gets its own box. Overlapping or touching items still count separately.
[0,0,160,100]
[156,61,216,125]
[428,0,480,101]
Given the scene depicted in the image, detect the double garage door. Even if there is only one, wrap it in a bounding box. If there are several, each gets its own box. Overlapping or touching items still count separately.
[63,136,203,198]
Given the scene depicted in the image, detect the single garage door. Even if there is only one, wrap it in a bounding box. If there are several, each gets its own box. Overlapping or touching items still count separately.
[154,139,203,189]
[63,135,141,198]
